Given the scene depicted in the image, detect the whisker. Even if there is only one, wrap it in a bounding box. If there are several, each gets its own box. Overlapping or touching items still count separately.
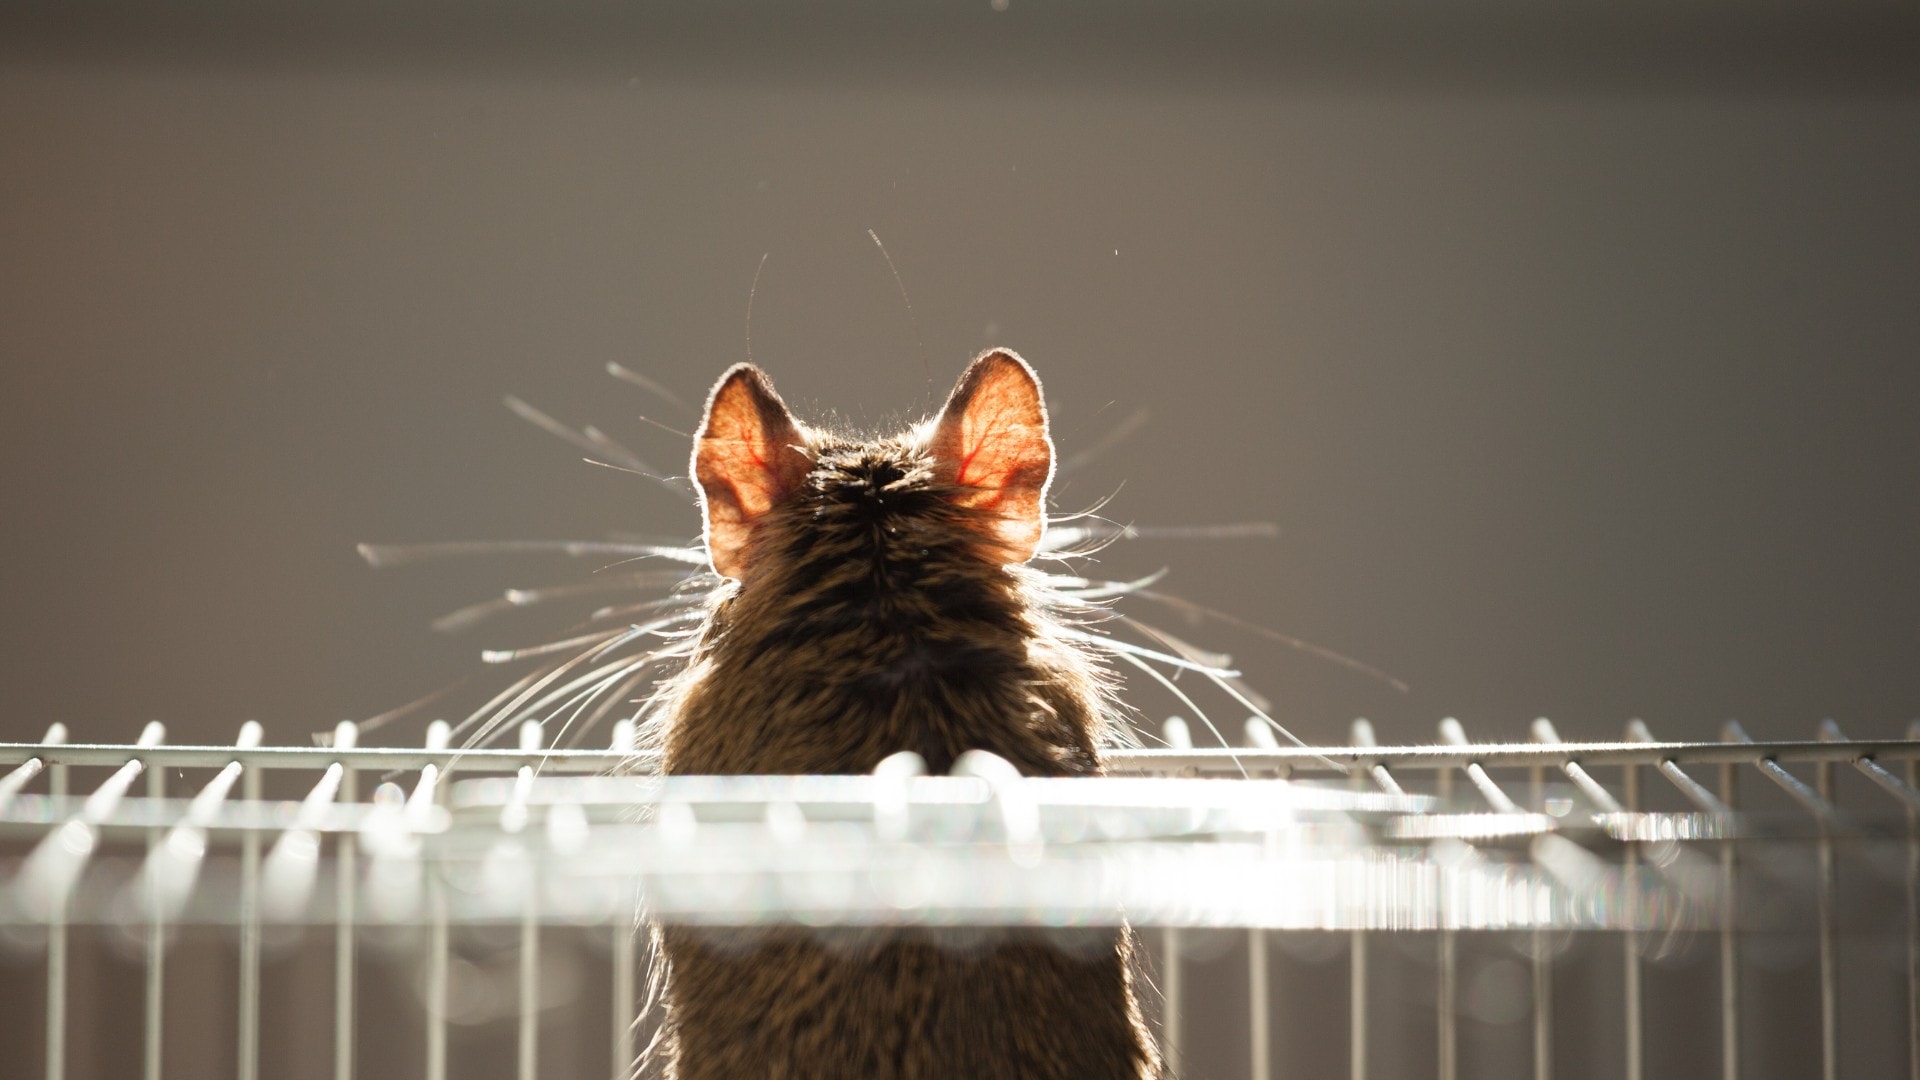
[1109,650,1247,779]
[593,552,694,575]
[501,653,661,737]
[1134,587,1409,693]
[1113,619,1236,673]
[587,594,699,624]
[1057,407,1151,474]
[506,395,694,503]
[1045,490,1124,525]
[866,229,931,405]
[1045,521,1281,550]
[482,626,637,665]
[1053,626,1238,677]
[744,252,769,369]
[606,361,692,414]
[1038,506,1126,558]
[1048,569,1171,603]
[565,667,661,750]
[483,627,649,724]
[1128,722,1172,749]
[1133,522,1281,540]
[508,575,691,604]
[633,414,694,440]
[1121,615,1343,771]
[433,572,692,634]
[358,540,707,567]
[447,663,559,749]
[505,395,640,465]
[484,609,700,666]
[449,624,671,764]
[350,671,478,736]
[582,423,661,474]
[583,457,679,485]
[532,655,662,775]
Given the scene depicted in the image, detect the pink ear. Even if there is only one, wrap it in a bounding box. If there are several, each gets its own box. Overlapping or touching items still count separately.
[926,350,1054,563]
[692,364,811,580]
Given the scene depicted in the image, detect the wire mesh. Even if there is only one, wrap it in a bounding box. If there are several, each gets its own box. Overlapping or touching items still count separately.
[1,716,1916,1080]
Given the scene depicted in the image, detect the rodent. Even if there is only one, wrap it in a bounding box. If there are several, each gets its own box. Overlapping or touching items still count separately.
[650,350,1164,1080]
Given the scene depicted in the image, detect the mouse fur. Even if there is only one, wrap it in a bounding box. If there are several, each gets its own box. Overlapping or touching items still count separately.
[648,351,1163,1080]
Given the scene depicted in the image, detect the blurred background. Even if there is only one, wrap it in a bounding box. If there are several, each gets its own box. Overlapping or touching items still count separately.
[2,1,1917,1078]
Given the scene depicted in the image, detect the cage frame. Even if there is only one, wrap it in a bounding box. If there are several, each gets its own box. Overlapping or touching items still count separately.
[3,715,1917,1080]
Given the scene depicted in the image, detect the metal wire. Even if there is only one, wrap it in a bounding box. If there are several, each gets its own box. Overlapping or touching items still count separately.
[3,718,1917,1080]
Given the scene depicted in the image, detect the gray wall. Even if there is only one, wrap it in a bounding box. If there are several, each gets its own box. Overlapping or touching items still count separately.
[2,4,1917,1079]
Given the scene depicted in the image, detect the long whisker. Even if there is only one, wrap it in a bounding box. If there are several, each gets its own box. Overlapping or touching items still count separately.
[353,671,480,735]
[1037,501,1133,564]
[606,361,692,414]
[1116,620,1236,672]
[586,593,700,625]
[744,252,769,369]
[505,395,647,468]
[1120,615,1343,771]
[358,540,707,568]
[507,395,694,503]
[1134,587,1409,693]
[1046,522,1282,550]
[482,626,641,665]
[1057,407,1151,474]
[1049,569,1170,602]
[448,663,558,749]
[582,456,680,485]
[434,572,693,634]
[632,414,694,440]
[450,627,657,765]
[565,666,662,750]
[1108,650,1247,779]
[533,655,662,775]
[1045,490,1124,525]
[502,652,663,740]
[1054,626,1239,677]
[866,229,931,405]
[582,424,659,473]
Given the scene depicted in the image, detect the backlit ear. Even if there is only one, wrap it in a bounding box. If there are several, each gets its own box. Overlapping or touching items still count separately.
[692,364,812,581]
[926,350,1054,564]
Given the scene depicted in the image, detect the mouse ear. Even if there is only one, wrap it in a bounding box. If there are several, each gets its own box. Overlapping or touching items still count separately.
[692,364,812,581]
[925,349,1054,564]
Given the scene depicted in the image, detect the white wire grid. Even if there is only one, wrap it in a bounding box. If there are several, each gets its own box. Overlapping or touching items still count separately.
[1,716,1916,1080]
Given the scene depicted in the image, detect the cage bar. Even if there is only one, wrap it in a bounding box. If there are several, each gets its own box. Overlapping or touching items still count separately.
[609,717,640,1080]
[1435,720,1458,1080]
[1528,719,1565,1080]
[518,721,545,1080]
[43,721,68,1080]
[1622,720,1653,1080]
[1717,726,1741,1080]
[336,721,360,1080]
[1910,720,1919,1080]
[142,724,166,1080]
[1347,718,1395,1080]
[1158,716,1193,1074]
[417,720,452,1080]
[235,722,264,1080]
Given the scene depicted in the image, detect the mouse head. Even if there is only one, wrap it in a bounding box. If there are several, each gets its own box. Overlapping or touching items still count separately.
[691,350,1055,583]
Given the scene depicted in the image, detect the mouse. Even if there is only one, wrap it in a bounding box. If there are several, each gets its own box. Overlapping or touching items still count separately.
[648,349,1165,1079]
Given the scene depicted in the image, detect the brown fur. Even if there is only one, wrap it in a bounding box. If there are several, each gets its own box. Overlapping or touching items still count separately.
[648,353,1163,1079]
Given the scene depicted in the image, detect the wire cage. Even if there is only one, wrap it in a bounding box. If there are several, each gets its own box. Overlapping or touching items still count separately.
[1,716,1916,1080]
